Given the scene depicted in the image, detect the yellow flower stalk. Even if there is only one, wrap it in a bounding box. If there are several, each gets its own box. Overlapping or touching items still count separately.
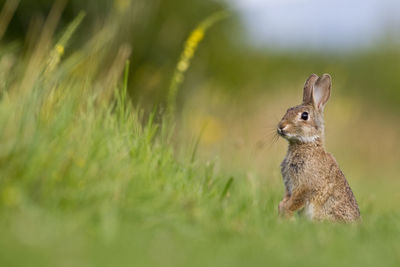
[167,11,229,116]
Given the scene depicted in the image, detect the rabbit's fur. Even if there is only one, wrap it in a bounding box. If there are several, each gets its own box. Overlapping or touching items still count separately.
[277,74,360,222]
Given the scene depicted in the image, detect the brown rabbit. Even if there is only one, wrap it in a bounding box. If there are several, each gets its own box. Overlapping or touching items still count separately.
[277,74,360,222]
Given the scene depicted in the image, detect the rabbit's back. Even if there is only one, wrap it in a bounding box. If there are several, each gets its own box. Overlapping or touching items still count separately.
[314,153,360,221]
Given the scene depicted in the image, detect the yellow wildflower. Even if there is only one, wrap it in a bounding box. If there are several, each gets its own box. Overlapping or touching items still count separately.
[55,44,64,56]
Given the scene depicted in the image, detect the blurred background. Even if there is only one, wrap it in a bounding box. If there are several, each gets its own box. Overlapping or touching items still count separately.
[1,1,400,266]
[2,0,400,203]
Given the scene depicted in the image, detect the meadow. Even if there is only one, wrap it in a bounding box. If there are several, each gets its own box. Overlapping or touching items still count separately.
[0,2,400,267]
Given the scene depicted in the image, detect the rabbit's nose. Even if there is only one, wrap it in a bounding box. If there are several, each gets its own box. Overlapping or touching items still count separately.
[278,123,287,131]
[277,123,286,135]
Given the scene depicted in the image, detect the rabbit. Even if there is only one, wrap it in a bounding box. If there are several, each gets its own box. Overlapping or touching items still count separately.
[277,74,360,222]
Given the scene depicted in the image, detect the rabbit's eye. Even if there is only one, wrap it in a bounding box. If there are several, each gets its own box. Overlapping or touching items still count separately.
[301,112,309,120]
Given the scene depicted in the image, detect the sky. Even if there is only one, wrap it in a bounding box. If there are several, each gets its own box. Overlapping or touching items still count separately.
[229,0,400,51]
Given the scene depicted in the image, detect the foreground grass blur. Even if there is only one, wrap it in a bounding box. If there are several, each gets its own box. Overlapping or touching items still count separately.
[0,4,400,267]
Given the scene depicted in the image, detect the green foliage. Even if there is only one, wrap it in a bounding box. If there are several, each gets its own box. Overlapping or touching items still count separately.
[0,2,399,267]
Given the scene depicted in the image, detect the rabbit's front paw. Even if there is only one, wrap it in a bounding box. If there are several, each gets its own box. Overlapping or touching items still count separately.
[278,200,293,218]
[278,200,287,215]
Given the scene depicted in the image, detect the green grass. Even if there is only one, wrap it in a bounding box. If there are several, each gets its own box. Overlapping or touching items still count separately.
[0,11,400,267]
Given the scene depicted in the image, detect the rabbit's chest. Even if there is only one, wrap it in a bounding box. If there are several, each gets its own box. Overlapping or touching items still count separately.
[281,154,306,193]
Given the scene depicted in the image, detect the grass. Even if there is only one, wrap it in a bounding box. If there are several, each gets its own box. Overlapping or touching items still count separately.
[0,8,400,267]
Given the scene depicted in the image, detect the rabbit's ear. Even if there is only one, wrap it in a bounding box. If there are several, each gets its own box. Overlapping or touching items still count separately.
[312,74,331,111]
[303,74,319,104]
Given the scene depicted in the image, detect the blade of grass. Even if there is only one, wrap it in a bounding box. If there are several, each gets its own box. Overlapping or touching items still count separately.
[45,11,86,75]
[190,121,208,164]
[0,0,20,41]
[220,176,234,200]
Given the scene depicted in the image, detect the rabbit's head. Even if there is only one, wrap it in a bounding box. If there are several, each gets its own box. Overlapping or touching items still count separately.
[277,74,331,143]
